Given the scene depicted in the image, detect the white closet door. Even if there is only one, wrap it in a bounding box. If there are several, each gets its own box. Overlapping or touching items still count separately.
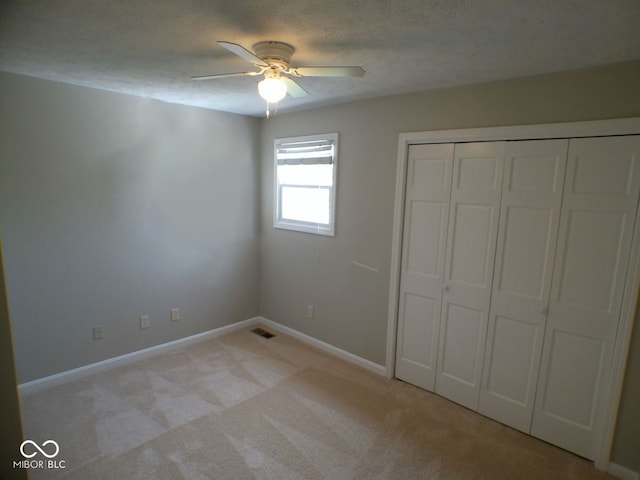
[478,139,568,432]
[435,142,505,410]
[395,143,454,391]
[531,135,640,459]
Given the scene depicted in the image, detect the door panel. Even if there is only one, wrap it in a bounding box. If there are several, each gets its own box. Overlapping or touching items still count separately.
[405,201,445,278]
[484,315,538,404]
[557,210,625,311]
[397,294,438,371]
[497,206,554,298]
[509,155,561,193]
[448,204,494,286]
[458,156,501,190]
[435,142,505,410]
[532,135,640,459]
[395,144,454,391]
[541,330,604,427]
[441,303,483,385]
[479,139,568,433]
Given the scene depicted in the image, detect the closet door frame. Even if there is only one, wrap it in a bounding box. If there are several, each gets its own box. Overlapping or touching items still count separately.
[386,117,640,471]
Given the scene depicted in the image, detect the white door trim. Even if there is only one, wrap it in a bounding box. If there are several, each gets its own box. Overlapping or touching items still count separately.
[386,117,640,471]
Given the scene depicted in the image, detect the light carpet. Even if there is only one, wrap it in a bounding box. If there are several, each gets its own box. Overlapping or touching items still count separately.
[18,326,614,479]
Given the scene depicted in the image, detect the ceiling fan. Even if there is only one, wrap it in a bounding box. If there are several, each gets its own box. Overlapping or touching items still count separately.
[191,41,365,116]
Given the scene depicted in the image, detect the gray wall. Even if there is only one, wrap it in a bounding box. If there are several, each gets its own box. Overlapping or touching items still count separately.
[259,60,640,470]
[0,72,261,383]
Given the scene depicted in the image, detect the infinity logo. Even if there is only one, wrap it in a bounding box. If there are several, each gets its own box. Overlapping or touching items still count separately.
[20,440,60,459]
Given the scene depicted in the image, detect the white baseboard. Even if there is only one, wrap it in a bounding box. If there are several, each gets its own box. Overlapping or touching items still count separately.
[18,316,387,395]
[257,316,387,376]
[609,462,640,480]
[18,314,634,474]
[18,318,259,395]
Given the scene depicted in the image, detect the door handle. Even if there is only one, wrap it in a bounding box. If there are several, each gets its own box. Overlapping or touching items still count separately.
[443,285,450,292]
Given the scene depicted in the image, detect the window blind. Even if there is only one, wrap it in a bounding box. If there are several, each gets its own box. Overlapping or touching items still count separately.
[276,138,335,165]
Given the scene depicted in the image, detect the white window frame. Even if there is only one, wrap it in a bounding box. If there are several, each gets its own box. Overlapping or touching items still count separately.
[273,133,338,236]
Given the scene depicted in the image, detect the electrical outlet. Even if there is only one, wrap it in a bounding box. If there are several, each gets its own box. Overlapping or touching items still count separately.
[306,305,314,319]
[170,308,180,322]
[139,315,150,329]
[93,326,104,340]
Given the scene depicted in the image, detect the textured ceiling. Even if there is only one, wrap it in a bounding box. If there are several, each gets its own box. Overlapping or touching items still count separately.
[1,0,640,117]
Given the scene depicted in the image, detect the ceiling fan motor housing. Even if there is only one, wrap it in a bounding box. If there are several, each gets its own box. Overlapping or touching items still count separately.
[253,41,295,69]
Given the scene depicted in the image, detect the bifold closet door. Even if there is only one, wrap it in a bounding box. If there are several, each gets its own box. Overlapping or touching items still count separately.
[435,142,505,410]
[531,135,640,459]
[395,143,454,391]
[478,139,568,433]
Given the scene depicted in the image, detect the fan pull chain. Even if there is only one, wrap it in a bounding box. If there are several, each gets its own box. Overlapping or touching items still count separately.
[265,101,280,119]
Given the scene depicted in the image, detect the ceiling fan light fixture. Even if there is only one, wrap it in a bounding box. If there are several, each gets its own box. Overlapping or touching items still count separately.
[191,40,364,116]
[257,76,287,103]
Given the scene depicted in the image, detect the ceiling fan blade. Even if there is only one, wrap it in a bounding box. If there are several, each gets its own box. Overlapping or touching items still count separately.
[289,66,365,78]
[191,71,261,80]
[217,41,267,67]
[281,76,308,97]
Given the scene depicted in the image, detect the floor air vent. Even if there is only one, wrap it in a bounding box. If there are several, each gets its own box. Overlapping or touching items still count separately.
[251,327,275,339]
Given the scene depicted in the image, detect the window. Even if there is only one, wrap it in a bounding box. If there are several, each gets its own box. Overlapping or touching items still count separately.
[274,133,338,236]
